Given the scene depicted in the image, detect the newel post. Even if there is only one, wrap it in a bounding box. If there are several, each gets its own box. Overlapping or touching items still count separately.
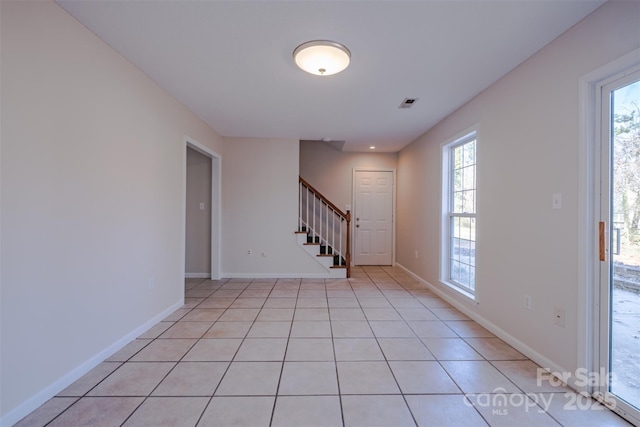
[345,210,351,278]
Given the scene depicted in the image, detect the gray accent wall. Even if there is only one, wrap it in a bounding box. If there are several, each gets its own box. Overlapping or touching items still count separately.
[299,141,398,211]
[186,147,212,276]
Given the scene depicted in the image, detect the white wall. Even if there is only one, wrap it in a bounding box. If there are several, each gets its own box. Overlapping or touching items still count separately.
[185,147,212,276]
[300,141,398,211]
[0,1,223,423]
[222,137,326,277]
[397,1,640,376]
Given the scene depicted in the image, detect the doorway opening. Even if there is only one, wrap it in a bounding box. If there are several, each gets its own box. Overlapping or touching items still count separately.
[184,138,221,281]
[186,147,212,278]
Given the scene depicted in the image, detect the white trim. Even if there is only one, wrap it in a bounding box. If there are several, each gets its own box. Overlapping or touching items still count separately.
[0,300,183,427]
[184,272,211,279]
[184,136,222,280]
[579,51,640,426]
[440,128,478,300]
[222,272,335,279]
[577,48,640,393]
[351,167,397,266]
[395,263,575,388]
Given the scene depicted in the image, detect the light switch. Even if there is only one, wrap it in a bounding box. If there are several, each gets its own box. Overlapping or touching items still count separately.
[552,193,562,210]
[199,202,205,210]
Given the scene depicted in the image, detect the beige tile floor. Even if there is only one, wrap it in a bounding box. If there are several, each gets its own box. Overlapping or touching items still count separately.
[15,266,632,427]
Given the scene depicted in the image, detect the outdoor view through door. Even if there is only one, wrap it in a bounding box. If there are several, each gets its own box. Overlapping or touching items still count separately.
[354,170,394,265]
[601,74,640,423]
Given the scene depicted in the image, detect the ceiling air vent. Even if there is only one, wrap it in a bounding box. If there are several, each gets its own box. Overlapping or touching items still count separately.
[399,98,418,109]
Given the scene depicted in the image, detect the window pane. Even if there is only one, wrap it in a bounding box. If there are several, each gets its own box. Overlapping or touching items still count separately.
[459,238,471,265]
[451,260,461,283]
[452,237,461,257]
[452,261,470,288]
[460,217,471,240]
[463,165,475,190]
[469,241,476,267]
[454,191,464,212]
[454,169,463,191]
[454,146,463,169]
[463,140,476,167]
[463,190,475,214]
[469,217,476,241]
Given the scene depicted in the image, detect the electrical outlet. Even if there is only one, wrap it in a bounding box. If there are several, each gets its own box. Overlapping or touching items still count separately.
[553,306,565,327]
[415,250,419,259]
[524,295,532,310]
[247,249,252,255]
[148,277,155,290]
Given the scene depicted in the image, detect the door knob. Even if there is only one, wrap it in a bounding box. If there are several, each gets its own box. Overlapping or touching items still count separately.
[356,224,360,228]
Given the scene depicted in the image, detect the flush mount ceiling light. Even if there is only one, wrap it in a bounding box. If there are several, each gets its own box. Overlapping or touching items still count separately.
[293,40,351,76]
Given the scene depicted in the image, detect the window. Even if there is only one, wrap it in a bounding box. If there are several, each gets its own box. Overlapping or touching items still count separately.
[442,132,476,297]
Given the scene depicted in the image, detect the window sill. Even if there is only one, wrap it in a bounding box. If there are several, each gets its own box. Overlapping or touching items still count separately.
[440,280,477,303]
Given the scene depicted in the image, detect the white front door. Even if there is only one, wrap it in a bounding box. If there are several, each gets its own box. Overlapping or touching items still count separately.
[354,170,394,265]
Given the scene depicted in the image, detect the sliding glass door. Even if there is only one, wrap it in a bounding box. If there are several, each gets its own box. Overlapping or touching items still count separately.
[597,69,640,426]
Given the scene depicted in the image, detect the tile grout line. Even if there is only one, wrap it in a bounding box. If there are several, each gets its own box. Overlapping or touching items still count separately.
[327,278,347,427]
[119,278,229,426]
[366,269,420,427]
[370,269,493,426]
[29,269,588,427]
[194,277,271,427]
[46,277,214,427]
[268,278,300,427]
[387,272,491,426]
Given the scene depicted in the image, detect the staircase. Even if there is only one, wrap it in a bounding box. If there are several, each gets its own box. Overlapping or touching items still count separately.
[296,177,351,278]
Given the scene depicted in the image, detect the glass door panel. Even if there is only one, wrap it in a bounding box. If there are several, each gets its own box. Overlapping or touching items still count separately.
[602,73,640,425]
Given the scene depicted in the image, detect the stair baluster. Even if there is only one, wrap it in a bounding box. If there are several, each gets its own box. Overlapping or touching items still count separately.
[298,176,351,278]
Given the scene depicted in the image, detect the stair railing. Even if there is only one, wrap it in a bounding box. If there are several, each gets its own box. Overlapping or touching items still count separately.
[299,176,351,278]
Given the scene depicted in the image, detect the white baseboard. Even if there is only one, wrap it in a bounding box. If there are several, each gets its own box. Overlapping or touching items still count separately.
[185,272,211,279]
[0,300,183,427]
[395,263,576,390]
[222,272,332,279]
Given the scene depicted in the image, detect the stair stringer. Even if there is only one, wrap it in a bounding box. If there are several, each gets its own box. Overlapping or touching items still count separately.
[295,232,347,278]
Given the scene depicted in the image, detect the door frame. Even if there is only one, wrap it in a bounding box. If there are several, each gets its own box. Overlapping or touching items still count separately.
[578,49,640,424]
[597,69,640,426]
[351,167,397,266]
[183,136,222,280]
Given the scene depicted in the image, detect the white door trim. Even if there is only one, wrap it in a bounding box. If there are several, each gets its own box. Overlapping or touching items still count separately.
[351,167,397,266]
[183,136,222,280]
[577,49,640,421]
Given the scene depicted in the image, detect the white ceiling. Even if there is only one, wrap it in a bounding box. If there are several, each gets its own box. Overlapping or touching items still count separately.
[57,0,605,152]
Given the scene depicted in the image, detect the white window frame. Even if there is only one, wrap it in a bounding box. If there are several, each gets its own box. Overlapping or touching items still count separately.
[441,130,477,300]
